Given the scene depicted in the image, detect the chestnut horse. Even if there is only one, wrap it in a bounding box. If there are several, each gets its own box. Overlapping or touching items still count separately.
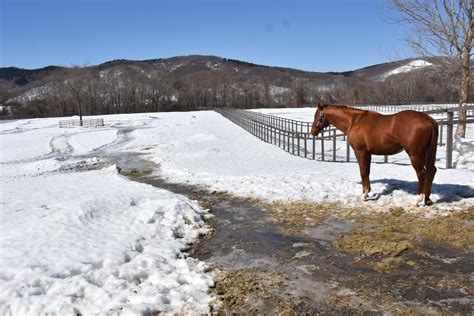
[311,104,438,206]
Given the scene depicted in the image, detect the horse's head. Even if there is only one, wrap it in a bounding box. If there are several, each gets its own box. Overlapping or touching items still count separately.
[311,103,329,136]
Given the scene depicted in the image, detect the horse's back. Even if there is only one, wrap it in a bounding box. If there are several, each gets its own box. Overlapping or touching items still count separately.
[394,110,437,123]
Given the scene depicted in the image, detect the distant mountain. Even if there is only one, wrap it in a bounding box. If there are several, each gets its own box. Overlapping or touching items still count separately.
[0,55,467,117]
[0,66,64,86]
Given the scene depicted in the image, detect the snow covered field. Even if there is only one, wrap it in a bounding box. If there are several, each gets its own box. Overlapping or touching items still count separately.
[0,117,213,314]
[1,108,473,314]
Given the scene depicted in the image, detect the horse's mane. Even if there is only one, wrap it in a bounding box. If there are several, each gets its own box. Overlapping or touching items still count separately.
[323,104,367,114]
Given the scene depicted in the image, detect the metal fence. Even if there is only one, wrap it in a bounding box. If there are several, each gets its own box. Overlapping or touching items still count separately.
[59,118,104,128]
[215,105,474,169]
[352,103,474,114]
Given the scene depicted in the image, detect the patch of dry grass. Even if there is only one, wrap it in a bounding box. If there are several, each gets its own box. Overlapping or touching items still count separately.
[345,206,474,250]
[120,167,154,177]
[265,201,473,258]
[265,201,362,235]
[213,269,293,313]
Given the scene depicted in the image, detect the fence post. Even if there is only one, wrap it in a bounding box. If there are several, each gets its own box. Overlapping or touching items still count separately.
[346,135,350,162]
[266,121,270,143]
[439,123,443,146]
[332,129,336,162]
[321,132,325,161]
[278,128,281,147]
[292,132,295,155]
[287,131,290,153]
[297,133,300,156]
[304,134,307,158]
[446,111,454,169]
[312,136,316,160]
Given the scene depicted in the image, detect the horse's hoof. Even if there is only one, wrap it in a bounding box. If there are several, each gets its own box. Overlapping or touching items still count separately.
[358,193,379,202]
[424,199,434,206]
[359,193,368,202]
[415,194,425,207]
[365,193,379,201]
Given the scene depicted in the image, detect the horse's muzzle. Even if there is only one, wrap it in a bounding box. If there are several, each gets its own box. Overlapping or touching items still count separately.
[311,128,318,136]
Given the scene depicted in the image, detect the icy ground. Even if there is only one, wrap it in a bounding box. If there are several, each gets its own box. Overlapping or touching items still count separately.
[0,109,473,314]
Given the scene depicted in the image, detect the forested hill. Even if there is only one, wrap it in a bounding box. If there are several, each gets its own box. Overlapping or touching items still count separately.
[0,55,468,118]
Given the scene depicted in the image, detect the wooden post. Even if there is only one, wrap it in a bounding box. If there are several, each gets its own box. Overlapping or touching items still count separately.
[266,122,269,143]
[287,131,290,152]
[312,136,316,160]
[439,122,443,146]
[274,127,277,145]
[346,135,350,162]
[292,132,295,155]
[297,133,300,156]
[304,134,307,158]
[332,129,336,161]
[384,155,388,163]
[278,128,281,148]
[321,131,325,161]
[446,111,454,169]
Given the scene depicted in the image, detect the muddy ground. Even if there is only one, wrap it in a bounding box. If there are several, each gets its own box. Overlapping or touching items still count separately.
[118,158,473,315]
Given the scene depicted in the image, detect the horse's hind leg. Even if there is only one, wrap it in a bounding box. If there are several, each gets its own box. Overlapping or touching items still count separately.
[424,164,437,206]
[423,129,438,206]
[409,154,426,205]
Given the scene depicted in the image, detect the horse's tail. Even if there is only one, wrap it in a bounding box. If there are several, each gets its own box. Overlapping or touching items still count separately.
[425,120,438,169]
[423,119,438,202]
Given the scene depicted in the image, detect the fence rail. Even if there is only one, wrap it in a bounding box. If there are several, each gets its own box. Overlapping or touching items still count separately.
[215,105,474,169]
[352,103,474,114]
[59,118,104,128]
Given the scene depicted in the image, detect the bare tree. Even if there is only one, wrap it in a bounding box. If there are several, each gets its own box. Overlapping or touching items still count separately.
[387,0,473,137]
[62,66,99,125]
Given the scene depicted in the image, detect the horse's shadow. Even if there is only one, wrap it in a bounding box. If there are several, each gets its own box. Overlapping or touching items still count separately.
[369,178,474,203]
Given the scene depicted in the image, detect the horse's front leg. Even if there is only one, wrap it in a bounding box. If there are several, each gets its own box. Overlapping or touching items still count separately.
[354,150,372,201]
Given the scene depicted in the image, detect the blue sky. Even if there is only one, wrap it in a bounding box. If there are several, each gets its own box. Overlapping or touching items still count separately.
[1,0,412,72]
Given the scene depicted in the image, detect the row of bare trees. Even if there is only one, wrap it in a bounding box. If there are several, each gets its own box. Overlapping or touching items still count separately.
[7,63,468,121]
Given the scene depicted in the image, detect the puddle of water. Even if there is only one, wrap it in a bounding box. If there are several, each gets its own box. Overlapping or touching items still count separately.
[134,176,320,269]
[306,217,361,242]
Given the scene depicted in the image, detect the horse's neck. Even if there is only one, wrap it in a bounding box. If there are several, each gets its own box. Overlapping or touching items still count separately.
[326,106,365,134]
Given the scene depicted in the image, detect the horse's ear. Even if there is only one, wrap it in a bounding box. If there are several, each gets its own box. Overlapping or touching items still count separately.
[317,103,323,110]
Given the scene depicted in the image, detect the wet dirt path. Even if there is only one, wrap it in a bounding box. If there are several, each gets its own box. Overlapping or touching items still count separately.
[115,154,473,314]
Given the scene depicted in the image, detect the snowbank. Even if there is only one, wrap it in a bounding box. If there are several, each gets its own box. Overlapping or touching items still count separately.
[0,166,212,315]
[454,136,474,171]
[0,117,214,314]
